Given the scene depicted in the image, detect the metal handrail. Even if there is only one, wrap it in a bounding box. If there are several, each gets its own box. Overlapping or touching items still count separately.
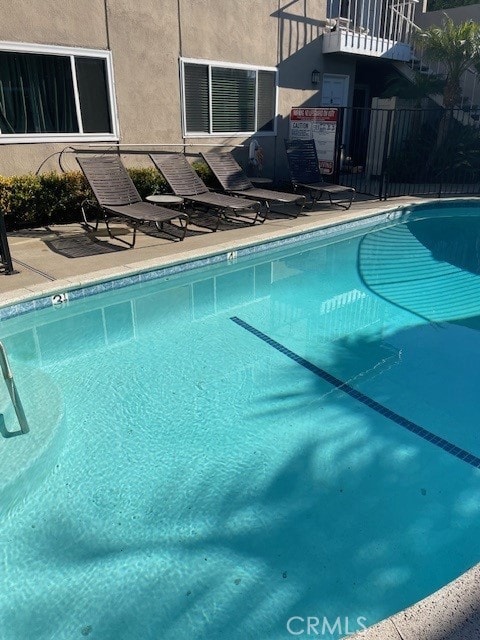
[0,341,29,437]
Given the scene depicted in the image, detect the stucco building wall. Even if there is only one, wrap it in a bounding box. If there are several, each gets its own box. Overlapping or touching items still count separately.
[0,0,356,179]
[416,3,480,29]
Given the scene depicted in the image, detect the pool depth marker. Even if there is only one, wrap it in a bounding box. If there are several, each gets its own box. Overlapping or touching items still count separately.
[231,316,480,470]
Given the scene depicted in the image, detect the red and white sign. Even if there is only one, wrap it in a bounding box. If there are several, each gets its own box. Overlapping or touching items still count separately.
[289,108,338,175]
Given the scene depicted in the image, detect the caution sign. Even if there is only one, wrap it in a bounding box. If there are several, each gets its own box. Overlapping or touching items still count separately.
[289,108,338,175]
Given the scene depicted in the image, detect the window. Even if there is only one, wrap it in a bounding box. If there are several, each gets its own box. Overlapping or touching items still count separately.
[0,42,118,142]
[182,59,277,136]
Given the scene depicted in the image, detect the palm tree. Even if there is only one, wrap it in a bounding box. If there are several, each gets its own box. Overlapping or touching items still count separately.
[382,70,445,107]
[413,16,480,153]
[413,15,480,110]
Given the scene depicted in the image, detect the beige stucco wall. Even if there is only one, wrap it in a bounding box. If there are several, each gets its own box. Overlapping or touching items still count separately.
[1,0,107,48]
[417,3,480,29]
[0,0,356,179]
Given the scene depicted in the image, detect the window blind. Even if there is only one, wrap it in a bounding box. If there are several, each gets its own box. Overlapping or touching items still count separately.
[184,63,209,133]
[211,67,255,133]
[257,70,276,132]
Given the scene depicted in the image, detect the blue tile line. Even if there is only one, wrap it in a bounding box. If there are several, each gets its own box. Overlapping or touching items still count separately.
[230,316,480,470]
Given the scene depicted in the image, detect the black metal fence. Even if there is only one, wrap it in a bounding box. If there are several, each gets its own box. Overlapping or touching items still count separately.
[0,213,15,275]
[333,107,480,199]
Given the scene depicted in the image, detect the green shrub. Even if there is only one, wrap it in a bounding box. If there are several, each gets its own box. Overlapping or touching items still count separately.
[0,162,215,231]
[192,160,216,187]
[37,172,90,225]
[0,171,90,230]
[127,167,166,198]
[0,174,43,229]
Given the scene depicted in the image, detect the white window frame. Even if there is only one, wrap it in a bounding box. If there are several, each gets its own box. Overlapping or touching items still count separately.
[0,41,119,144]
[180,57,278,138]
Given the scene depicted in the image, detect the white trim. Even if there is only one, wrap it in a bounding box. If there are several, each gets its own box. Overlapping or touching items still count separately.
[181,56,276,73]
[70,57,83,134]
[179,57,187,136]
[0,40,111,58]
[180,57,278,137]
[105,52,120,140]
[183,131,276,138]
[0,134,119,144]
[0,41,119,142]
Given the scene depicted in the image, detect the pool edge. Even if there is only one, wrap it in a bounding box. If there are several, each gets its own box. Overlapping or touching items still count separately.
[343,561,480,640]
[0,202,407,320]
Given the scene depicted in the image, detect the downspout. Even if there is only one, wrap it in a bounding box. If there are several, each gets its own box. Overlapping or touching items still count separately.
[177,0,183,57]
[103,0,111,49]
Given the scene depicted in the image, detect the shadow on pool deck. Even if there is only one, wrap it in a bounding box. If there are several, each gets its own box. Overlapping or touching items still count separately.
[1,195,424,303]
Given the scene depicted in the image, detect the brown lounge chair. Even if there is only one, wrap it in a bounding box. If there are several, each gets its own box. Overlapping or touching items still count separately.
[149,153,262,230]
[77,155,189,247]
[201,150,306,218]
[284,139,355,210]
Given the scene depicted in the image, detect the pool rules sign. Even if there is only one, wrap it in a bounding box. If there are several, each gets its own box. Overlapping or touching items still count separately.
[289,107,338,175]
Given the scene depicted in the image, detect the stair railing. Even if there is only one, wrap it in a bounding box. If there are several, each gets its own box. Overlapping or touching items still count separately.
[0,342,29,438]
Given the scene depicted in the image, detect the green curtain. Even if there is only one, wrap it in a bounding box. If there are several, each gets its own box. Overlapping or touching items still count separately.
[0,51,78,134]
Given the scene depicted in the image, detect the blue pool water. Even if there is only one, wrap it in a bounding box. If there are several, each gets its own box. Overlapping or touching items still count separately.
[1,204,480,639]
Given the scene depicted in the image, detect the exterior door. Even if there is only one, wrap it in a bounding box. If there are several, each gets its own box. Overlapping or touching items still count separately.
[321,74,350,159]
[321,74,349,107]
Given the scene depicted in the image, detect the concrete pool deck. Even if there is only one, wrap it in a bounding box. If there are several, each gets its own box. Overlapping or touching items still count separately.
[1,194,479,640]
[0,195,419,304]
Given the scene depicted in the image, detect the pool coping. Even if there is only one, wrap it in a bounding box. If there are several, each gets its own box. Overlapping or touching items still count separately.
[3,196,480,318]
[343,561,480,639]
[2,195,480,639]
[0,201,410,320]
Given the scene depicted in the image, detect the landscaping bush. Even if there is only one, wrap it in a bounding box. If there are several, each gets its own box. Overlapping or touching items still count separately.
[0,161,215,231]
[0,171,93,230]
[127,167,166,199]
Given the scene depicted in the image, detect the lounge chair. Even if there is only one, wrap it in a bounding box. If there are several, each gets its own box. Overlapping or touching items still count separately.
[201,150,306,217]
[149,153,262,230]
[284,139,355,210]
[77,155,189,247]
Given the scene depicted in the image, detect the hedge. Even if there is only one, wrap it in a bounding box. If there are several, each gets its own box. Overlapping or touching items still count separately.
[0,161,214,231]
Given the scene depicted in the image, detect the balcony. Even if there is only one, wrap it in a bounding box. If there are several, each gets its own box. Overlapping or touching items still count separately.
[323,0,418,61]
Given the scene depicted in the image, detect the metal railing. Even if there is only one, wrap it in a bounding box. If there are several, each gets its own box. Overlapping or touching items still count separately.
[324,0,418,59]
[324,1,480,110]
[331,106,480,199]
[0,342,29,438]
[0,212,15,275]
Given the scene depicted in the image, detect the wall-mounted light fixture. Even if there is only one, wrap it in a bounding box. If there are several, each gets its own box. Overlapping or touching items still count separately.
[311,69,321,86]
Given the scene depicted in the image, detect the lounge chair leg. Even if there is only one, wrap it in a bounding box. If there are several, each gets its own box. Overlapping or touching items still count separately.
[296,199,305,217]
[261,202,270,222]
[104,216,115,239]
[327,192,354,210]
[104,217,136,248]
[178,214,190,240]
[81,199,100,232]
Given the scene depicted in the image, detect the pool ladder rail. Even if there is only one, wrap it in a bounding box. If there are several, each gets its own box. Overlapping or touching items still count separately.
[0,341,29,438]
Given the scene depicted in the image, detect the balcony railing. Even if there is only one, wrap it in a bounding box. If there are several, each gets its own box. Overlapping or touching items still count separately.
[323,0,418,60]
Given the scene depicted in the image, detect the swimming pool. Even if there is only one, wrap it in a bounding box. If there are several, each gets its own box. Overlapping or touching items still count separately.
[1,201,480,640]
